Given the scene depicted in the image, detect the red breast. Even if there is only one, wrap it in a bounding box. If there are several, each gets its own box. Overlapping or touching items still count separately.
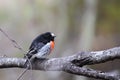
[50,41,55,51]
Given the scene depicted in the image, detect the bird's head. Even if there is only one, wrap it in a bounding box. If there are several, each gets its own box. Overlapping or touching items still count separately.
[42,32,56,42]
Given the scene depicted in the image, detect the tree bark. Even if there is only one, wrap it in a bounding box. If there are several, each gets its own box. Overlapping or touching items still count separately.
[0,47,120,80]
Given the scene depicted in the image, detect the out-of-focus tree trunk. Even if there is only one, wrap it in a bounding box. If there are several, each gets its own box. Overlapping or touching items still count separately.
[45,0,74,80]
[76,0,98,80]
[78,0,98,51]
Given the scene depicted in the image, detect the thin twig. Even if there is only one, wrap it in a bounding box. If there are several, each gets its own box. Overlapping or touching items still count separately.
[17,57,33,80]
[17,68,28,80]
[0,28,26,54]
[0,28,33,80]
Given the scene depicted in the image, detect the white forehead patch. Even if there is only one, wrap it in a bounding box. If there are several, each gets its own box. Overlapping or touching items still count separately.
[51,33,55,37]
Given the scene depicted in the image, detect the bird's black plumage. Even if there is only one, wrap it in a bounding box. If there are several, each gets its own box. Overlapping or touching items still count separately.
[25,32,55,59]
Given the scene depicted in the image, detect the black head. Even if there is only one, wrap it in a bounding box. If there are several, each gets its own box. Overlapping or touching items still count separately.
[34,32,56,44]
[41,32,56,41]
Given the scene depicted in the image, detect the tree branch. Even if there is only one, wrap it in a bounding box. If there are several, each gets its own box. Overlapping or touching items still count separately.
[71,47,120,66]
[0,47,120,80]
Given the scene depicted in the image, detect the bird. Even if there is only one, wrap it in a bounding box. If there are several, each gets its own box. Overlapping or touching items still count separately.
[25,32,56,61]
[17,32,56,80]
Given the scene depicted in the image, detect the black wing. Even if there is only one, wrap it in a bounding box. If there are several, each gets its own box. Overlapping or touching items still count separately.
[26,42,45,59]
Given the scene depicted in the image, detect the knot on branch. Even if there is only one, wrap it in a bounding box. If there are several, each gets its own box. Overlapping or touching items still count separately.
[71,51,93,67]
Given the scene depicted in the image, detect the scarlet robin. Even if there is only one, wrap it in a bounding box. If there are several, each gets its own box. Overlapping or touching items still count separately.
[17,32,56,80]
[25,32,56,60]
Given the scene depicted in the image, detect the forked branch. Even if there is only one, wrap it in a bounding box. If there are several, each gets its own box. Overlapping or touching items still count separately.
[0,47,120,80]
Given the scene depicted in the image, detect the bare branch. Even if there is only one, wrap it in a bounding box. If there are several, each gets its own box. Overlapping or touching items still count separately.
[0,47,120,80]
[71,47,120,66]
[64,64,120,80]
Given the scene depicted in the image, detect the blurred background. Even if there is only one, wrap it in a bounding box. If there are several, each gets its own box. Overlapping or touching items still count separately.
[0,0,120,80]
